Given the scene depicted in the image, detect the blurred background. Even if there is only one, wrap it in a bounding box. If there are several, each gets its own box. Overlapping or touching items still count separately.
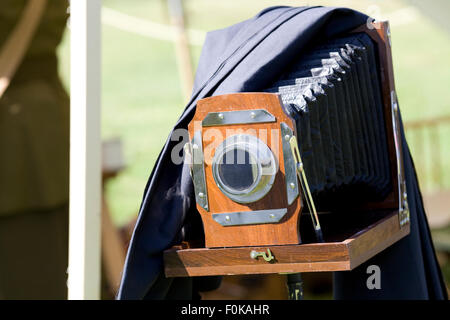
[56,0,449,299]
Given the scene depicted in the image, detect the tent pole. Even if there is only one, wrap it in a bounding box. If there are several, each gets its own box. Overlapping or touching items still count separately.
[68,0,102,300]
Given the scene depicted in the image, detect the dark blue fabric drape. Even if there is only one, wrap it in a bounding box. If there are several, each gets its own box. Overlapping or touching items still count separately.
[117,6,447,300]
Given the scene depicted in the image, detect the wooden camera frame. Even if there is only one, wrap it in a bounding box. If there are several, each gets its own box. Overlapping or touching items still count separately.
[164,21,410,277]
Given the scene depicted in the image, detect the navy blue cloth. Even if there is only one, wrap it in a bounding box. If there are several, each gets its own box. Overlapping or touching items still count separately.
[117,6,447,300]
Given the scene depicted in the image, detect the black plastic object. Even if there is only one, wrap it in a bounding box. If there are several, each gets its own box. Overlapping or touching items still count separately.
[264,33,392,210]
[286,273,304,300]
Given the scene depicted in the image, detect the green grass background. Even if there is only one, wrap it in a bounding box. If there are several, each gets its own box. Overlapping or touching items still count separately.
[57,0,450,227]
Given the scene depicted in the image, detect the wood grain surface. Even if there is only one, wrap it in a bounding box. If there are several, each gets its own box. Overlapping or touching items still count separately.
[188,93,302,247]
[164,210,409,277]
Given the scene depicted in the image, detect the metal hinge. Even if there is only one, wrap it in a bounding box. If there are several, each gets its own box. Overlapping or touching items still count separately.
[391,91,409,227]
[185,131,209,211]
[386,23,392,47]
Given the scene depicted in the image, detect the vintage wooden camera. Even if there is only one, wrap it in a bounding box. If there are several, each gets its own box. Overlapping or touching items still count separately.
[165,22,410,277]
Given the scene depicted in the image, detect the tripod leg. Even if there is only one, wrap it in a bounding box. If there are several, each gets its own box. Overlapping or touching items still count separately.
[286,273,304,300]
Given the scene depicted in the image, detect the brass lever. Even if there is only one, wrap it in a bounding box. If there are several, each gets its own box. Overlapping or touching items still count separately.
[289,136,324,242]
[250,249,274,262]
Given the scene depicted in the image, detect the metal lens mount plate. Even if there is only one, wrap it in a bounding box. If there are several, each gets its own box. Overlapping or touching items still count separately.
[212,134,278,204]
[202,109,275,127]
[280,122,299,205]
[212,208,287,226]
[191,130,209,211]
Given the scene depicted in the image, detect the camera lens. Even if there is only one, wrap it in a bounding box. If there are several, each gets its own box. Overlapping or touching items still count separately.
[218,149,258,191]
[212,134,277,203]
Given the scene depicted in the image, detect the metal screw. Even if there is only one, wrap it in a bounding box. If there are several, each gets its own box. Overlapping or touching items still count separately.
[225,215,230,221]
[284,135,290,141]
[269,214,275,219]
[218,113,224,119]
[250,112,256,119]
[393,102,398,112]
[297,162,304,172]
[192,144,199,150]
[198,192,204,198]
[290,183,296,189]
